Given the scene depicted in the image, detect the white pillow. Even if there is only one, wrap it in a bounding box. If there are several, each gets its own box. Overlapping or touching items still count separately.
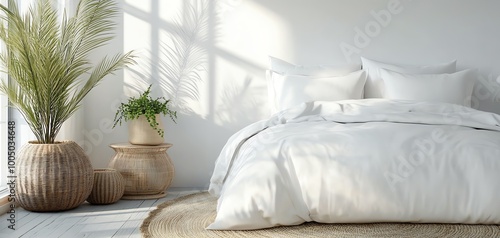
[271,70,367,112]
[269,56,360,76]
[361,57,457,98]
[267,56,362,114]
[381,68,477,107]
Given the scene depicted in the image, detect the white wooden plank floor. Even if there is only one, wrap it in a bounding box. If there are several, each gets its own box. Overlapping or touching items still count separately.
[0,189,201,238]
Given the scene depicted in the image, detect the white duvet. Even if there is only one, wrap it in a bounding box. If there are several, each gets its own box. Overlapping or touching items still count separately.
[207,99,500,230]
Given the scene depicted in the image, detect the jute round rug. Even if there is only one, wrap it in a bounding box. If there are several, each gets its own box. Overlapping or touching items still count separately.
[141,192,500,238]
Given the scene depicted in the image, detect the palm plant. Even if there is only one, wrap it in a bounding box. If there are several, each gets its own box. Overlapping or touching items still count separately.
[0,0,135,144]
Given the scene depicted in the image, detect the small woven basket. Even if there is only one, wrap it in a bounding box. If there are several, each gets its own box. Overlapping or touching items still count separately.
[86,168,125,205]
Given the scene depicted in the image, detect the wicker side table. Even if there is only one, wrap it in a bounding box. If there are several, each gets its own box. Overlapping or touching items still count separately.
[108,143,175,200]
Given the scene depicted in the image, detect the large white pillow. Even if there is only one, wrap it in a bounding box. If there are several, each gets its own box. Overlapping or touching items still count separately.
[381,68,477,107]
[267,56,361,114]
[271,70,367,112]
[269,56,360,76]
[362,57,457,98]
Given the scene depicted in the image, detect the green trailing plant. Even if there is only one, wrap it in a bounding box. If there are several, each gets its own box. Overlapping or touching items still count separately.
[113,85,177,138]
[0,0,136,144]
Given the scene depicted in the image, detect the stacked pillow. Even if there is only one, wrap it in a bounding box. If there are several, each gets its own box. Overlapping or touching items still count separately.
[267,56,477,113]
[267,56,364,113]
[361,57,457,98]
[361,57,477,107]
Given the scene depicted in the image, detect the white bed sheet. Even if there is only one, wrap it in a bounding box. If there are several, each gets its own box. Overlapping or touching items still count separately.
[208,99,500,230]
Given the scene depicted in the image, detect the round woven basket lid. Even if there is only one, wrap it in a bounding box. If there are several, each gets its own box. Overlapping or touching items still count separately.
[141,192,500,238]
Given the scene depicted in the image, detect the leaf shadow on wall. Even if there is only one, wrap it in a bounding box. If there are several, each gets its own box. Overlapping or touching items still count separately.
[124,0,210,116]
[122,0,270,187]
[155,1,209,115]
[215,76,268,130]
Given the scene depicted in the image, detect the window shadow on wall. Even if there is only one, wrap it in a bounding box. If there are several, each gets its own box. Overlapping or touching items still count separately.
[121,0,269,187]
[123,0,267,124]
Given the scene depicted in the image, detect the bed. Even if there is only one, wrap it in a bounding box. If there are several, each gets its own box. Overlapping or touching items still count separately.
[206,57,500,230]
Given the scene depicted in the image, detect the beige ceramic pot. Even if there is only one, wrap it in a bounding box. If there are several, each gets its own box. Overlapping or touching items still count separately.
[128,114,164,145]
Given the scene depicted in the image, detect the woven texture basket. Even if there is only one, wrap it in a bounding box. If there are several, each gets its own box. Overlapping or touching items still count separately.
[87,168,125,205]
[109,143,174,197]
[15,141,94,212]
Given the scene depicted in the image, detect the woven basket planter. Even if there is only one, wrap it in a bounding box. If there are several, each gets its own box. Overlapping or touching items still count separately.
[86,168,125,205]
[15,141,94,212]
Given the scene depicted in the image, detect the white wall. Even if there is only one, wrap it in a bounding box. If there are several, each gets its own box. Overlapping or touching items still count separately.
[83,0,500,188]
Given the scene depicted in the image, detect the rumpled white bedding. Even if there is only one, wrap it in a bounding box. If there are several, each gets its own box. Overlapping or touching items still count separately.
[207,99,500,230]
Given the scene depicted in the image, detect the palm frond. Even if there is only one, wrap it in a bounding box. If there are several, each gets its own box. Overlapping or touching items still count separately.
[0,0,135,143]
[158,0,210,113]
